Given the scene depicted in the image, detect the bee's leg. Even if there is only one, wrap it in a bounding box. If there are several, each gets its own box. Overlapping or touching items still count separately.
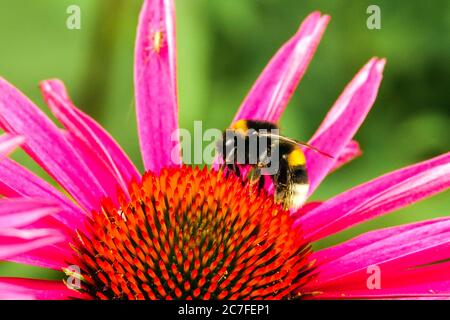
[223,163,241,178]
[232,163,241,178]
[222,144,238,178]
[272,157,291,209]
[258,174,265,191]
[224,163,234,177]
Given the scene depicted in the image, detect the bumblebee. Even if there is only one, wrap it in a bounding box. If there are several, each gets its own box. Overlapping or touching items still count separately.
[217,119,330,210]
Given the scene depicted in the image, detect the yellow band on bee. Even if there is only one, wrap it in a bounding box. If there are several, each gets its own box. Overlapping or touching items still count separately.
[231,120,249,133]
[287,148,306,166]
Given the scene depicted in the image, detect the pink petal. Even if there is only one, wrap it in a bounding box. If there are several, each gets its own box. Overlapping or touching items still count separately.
[312,219,440,266]
[0,158,86,231]
[233,12,330,123]
[0,233,64,260]
[306,218,450,289]
[134,0,181,173]
[64,132,124,207]
[0,77,109,212]
[309,261,450,299]
[297,152,450,241]
[0,134,24,158]
[40,80,140,194]
[305,58,386,194]
[0,207,70,261]
[0,278,83,300]
[0,228,57,239]
[0,198,59,229]
[310,283,450,300]
[5,244,72,270]
[329,140,362,172]
[71,109,140,183]
[291,201,323,220]
[377,260,450,290]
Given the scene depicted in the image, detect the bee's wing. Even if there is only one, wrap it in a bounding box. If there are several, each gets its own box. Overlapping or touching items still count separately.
[257,133,334,159]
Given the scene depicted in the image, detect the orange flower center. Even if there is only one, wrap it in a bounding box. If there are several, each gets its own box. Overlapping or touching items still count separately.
[72,166,315,300]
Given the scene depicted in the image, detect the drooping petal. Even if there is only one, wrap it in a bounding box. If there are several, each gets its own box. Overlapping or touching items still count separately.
[134,0,181,173]
[0,204,70,262]
[0,228,58,239]
[329,140,362,172]
[5,244,72,270]
[0,158,86,230]
[291,201,323,220]
[305,58,386,194]
[309,261,450,299]
[311,218,440,266]
[0,278,83,300]
[0,197,69,260]
[310,282,450,300]
[40,80,140,194]
[0,77,111,212]
[0,233,65,260]
[233,12,330,123]
[0,198,59,229]
[306,218,450,290]
[0,134,24,158]
[374,260,450,295]
[297,152,450,241]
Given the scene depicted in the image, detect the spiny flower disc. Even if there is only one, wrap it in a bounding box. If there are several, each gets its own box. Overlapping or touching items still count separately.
[72,166,315,300]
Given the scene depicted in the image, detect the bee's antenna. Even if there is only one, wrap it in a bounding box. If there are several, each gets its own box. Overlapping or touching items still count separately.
[293,140,334,159]
[257,133,335,159]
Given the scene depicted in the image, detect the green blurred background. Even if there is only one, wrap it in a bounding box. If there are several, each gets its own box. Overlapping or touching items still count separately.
[0,0,448,279]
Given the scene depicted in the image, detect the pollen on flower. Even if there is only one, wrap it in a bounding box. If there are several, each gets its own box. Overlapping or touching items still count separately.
[71,166,315,300]
[151,30,164,53]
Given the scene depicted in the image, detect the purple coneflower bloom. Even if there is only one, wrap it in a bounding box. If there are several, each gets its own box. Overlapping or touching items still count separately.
[0,0,449,300]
